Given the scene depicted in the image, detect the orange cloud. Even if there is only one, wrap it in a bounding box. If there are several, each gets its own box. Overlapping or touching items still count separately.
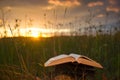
[42,6,55,10]
[87,1,104,7]
[106,6,119,13]
[3,6,12,11]
[96,14,104,18]
[48,0,81,7]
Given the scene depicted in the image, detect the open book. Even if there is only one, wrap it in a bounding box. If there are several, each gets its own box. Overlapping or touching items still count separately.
[44,53,103,68]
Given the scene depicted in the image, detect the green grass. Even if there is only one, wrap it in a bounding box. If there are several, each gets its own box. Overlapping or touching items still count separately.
[0,32,120,80]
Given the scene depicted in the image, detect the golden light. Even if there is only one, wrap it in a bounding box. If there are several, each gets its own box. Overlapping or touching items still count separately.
[0,27,70,38]
[31,32,40,38]
[19,27,53,38]
[41,34,52,38]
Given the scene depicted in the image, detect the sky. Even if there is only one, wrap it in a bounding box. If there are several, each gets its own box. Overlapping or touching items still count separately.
[0,0,120,37]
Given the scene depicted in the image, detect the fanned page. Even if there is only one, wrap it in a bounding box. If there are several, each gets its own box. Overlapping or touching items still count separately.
[69,53,81,61]
[44,54,75,67]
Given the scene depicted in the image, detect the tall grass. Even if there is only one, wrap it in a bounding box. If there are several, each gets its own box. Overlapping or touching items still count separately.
[0,31,120,80]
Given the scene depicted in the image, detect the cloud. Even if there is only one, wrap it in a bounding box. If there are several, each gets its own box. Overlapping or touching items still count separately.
[107,0,120,13]
[2,6,12,11]
[87,1,104,7]
[42,5,55,10]
[48,0,81,7]
[96,14,105,18]
[106,6,119,13]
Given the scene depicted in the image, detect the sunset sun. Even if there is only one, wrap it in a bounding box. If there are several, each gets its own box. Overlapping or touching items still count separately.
[31,32,40,38]
[19,27,53,38]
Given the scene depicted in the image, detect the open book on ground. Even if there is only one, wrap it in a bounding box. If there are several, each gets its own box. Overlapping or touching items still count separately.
[44,53,103,68]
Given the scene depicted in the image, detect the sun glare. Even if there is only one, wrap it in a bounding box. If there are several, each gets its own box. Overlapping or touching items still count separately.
[41,34,52,38]
[20,27,53,38]
[31,32,40,38]
[0,27,70,38]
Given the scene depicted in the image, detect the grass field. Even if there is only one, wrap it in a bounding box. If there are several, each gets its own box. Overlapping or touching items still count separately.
[0,32,120,80]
